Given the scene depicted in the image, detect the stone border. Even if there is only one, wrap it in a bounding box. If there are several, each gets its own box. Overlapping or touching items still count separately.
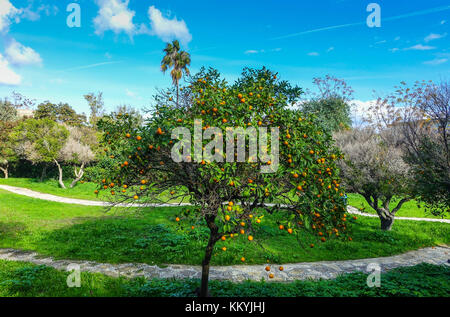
[0,247,448,282]
[1,184,449,223]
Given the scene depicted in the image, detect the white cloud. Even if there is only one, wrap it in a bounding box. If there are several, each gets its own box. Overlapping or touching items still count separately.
[404,44,436,51]
[389,48,400,53]
[327,46,334,52]
[350,100,377,126]
[20,4,58,22]
[93,0,136,36]
[307,52,319,56]
[0,53,21,85]
[394,36,400,41]
[5,39,42,66]
[441,20,446,25]
[0,0,19,33]
[423,58,448,65]
[424,33,447,42]
[125,89,136,97]
[244,50,259,54]
[146,6,192,45]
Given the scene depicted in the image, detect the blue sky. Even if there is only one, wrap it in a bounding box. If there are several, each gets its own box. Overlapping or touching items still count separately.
[0,0,449,116]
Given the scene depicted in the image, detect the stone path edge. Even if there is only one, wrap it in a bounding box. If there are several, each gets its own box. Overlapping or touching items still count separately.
[0,247,448,282]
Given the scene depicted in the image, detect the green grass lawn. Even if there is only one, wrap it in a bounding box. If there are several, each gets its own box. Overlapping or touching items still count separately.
[0,260,448,297]
[0,178,446,220]
[0,178,182,203]
[1,189,449,266]
[347,193,449,219]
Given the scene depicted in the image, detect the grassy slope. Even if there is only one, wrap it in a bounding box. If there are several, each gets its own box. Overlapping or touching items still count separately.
[0,189,448,266]
[0,260,448,297]
[1,178,446,219]
[347,193,449,219]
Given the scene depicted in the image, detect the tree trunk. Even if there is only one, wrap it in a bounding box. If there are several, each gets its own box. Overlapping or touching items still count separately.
[40,164,47,182]
[199,215,220,297]
[54,160,66,189]
[0,166,8,179]
[378,208,394,231]
[380,216,394,230]
[70,163,85,188]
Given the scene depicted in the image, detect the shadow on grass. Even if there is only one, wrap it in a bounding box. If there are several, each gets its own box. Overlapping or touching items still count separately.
[0,221,27,241]
[35,215,208,265]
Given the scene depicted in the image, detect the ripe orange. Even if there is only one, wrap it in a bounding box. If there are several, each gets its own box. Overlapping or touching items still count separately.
[240,229,245,234]
[94,190,99,194]
[293,173,299,178]
[225,215,231,221]
[269,273,274,279]
[126,133,131,138]
[287,228,293,234]
[279,266,284,271]
[123,161,129,166]
[228,201,234,206]
[265,266,270,271]
[133,195,139,200]
[156,128,163,135]
[321,237,326,242]
[227,206,232,212]
[221,236,226,241]
[175,217,180,222]
[248,235,253,241]
[240,222,245,227]
[310,244,314,248]
[279,225,284,230]
[241,257,245,262]
[141,180,146,185]
[136,136,142,141]
[237,93,243,99]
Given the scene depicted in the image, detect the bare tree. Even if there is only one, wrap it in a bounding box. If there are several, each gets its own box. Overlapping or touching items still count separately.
[335,127,412,230]
[59,126,97,188]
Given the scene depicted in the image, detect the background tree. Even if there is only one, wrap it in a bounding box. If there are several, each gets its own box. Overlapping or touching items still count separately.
[84,92,104,126]
[0,121,19,179]
[60,125,97,188]
[335,127,412,230]
[10,118,69,186]
[97,67,348,297]
[161,40,191,105]
[369,80,449,217]
[300,75,353,132]
[34,102,87,126]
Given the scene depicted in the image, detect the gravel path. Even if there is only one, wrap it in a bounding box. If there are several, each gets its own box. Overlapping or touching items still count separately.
[0,246,448,282]
[1,184,449,223]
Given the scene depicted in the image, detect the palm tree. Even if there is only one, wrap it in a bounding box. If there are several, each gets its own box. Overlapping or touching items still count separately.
[161,40,191,105]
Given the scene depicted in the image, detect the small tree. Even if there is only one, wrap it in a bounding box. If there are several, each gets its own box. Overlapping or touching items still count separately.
[372,80,450,217]
[60,126,97,188]
[300,75,353,132]
[0,121,19,179]
[97,67,349,296]
[84,92,104,126]
[11,118,69,187]
[335,127,412,230]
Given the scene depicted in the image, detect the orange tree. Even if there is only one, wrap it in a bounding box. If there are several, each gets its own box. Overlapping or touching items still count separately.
[96,67,349,297]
